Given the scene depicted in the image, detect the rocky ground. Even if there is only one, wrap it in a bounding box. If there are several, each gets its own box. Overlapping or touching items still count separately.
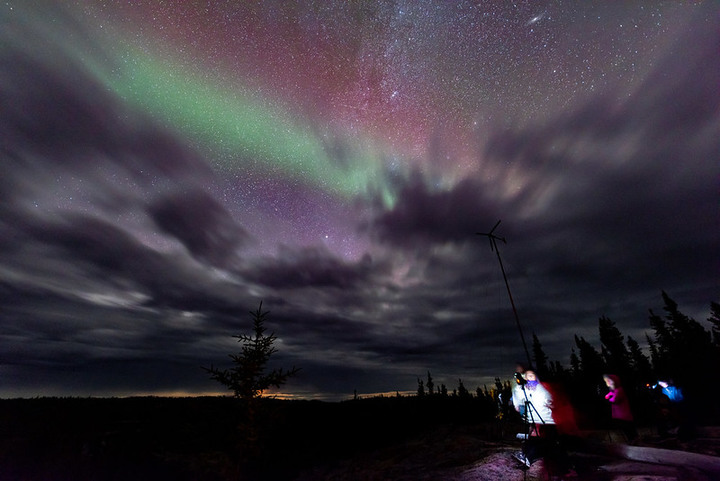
[292,423,512,481]
[292,425,720,481]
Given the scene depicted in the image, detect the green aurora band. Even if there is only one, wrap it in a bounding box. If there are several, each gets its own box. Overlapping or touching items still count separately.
[95,45,399,207]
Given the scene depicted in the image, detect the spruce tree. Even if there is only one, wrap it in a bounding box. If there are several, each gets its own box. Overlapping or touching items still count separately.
[531,333,549,379]
[203,302,300,470]
[569,348,580,376]
[575,335,605,380]
[708,301,720,346]
[626,336,652,385]
[204,302,300,400]
[598,316,631,379]
[457,379,470,399]
[657,291,713,393]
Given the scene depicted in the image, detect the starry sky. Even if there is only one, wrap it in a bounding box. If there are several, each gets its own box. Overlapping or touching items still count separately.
[1,1,718,400]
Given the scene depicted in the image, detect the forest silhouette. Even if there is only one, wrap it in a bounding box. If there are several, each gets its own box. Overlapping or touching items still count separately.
[525,291,720,427]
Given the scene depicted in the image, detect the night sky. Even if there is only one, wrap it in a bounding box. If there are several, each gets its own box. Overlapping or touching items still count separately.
[2,1,718,401]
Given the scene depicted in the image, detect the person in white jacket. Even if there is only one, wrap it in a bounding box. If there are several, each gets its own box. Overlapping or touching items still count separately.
[511,369,562,471]
[512,370,555,435]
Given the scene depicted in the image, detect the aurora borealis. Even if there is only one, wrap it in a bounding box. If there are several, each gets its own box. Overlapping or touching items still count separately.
[1,1,718,400]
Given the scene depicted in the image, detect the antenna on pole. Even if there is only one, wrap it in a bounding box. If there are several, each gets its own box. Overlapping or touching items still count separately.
[476,220,533,370]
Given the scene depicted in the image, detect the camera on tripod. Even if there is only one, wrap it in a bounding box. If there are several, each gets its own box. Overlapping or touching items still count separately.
[514,372,526,385]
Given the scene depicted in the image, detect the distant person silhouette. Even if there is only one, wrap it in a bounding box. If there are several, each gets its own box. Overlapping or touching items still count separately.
[603,374,637,443]
[655,378,693,440]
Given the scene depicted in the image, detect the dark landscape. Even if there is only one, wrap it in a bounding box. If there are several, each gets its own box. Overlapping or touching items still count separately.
[2,391,719,481]
[0,395,499,481]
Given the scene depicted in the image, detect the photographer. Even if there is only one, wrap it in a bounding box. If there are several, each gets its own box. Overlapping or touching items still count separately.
[511,369,573,477]
[512,369,555,436]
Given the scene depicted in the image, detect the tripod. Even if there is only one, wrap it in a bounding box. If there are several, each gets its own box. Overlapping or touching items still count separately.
[513,381,547,472]
[520,383,545,438]
[515,382,570,479]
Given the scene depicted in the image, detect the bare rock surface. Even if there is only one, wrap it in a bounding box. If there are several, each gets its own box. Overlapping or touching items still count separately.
[292,425,720,481]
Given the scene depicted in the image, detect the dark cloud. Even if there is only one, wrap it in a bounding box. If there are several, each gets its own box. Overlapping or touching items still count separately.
[372,9,719,294]
[371,175,498,248]
[149,190,248,268]
[242,246,375,289]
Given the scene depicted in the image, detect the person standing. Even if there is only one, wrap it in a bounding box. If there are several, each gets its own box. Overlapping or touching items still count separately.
[656,378,693,440]
[513,370,555,435]
[512,370,574,478]
[603,374,637,442]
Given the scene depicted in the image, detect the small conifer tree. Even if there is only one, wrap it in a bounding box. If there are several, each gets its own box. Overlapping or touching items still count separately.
[204,302,300,400]
[203,302,300,471]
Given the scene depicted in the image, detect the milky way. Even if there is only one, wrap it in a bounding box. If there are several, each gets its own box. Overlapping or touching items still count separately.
[1,1,718,400]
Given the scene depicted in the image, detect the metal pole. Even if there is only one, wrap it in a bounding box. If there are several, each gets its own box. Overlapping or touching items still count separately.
[477,221,533,370]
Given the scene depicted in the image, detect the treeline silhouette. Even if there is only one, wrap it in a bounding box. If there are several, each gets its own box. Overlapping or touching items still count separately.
[525,291,720,427]
[416,291,720,429]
